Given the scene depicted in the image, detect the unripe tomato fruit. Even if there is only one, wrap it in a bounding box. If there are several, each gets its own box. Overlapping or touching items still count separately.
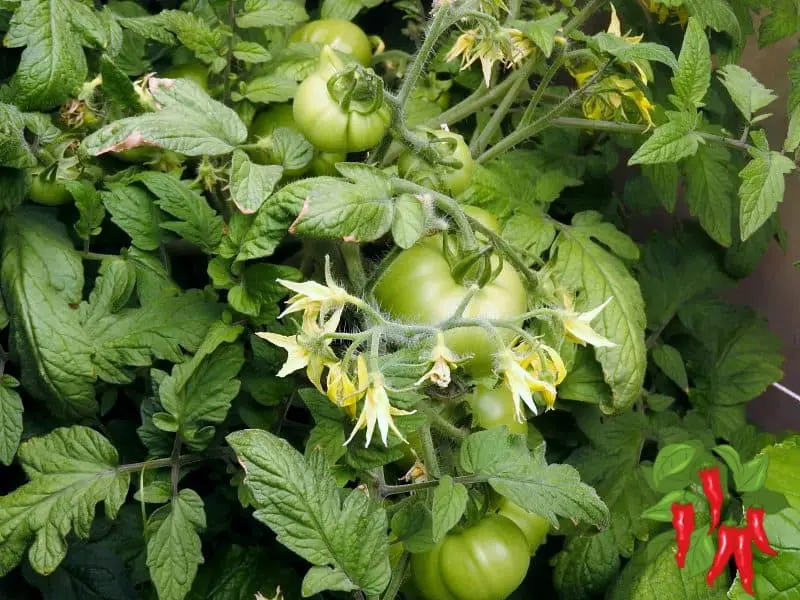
[411,515,530,600]
[160,62,209,90]
[249,103,346,175]
[374,206,527,377]
[398,129,475,197]
[495,497,550,555]
[289,19,373,67]
[293,47,391,153]
[468,384,528,435]
[29,174,72,206]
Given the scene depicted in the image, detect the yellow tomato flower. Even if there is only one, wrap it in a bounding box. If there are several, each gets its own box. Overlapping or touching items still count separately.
[497,348,557,422]
[416,332,462,388]
[278,255,351,330]
[512,341,566,410]
[326,361,361,418]
[557,296,617,348]
[344,357,416,448]
[646,0,689,26]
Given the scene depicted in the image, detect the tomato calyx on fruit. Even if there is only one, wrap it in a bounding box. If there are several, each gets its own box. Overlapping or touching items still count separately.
[324,57,386,116]
[398,129,475,197]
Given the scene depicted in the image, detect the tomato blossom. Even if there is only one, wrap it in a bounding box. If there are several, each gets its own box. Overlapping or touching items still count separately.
[256,314,337,392]
[277,256,352,330]
[326,360,361,418]
[514,342,566,410]
[496,348,557,422]
[646,0,689,26]
[556,296,617,348]
[344,356,416,448]
[416,332,463,388]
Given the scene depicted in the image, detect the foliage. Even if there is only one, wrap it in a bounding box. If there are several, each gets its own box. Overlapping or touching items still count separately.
[0,0,798,599]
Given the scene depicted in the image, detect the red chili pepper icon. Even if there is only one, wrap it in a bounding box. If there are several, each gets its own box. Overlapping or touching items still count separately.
[671,502,695,568]
[698,466,724,532]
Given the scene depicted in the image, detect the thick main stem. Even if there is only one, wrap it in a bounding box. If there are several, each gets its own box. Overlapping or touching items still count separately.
[396,4,452,108]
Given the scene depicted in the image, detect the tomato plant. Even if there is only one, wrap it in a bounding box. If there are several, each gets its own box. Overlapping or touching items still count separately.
[411,515,530,600]
[0,1,797,600]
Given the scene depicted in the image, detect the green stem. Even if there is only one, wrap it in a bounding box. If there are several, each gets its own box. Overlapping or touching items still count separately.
[390,178,477,250]
[382,552,410,600]
[419,401,469,441]
[419,424,441,479]
[563,0,610,35]
[396,3,453,108]
[548,116,757,153]
[465,215,539,289]
[519,52,566,127]
[223,0,236,104]
[471,57,539,156]
[380,474,490,497]
[170,434,182,497]
[342,242,367,293]
[82,251,119,261]
[428,67,522,127]
[116,447,231,474]
[364,246,401,301]
[477,62,609,163]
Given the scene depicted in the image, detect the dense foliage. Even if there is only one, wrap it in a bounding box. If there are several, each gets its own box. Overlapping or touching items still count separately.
[0,0,799,599]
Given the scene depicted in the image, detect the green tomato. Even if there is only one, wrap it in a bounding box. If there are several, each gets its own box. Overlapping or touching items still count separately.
[398,129,475,197]
[495,498,550,555]
[374,206,527,377]
[293,47,391,153]
[468,384,528,435]
[309,151,346,176]
[411,515,530,600]
[29,174,72,206]
[160,62,209,90]
[289,19,373,67]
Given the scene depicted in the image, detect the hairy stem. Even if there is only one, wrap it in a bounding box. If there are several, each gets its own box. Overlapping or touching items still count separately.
[342,242,368,293]
[465,215,539,289]
[419,424,441,479]
[381,552,410,600]
[419,401,469,440]
[380,474,490,497]
[116,447,231,474]
[223,0,236,104]
[564,0,610,35]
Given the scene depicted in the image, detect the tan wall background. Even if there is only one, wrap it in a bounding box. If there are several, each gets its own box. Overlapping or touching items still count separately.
[723,31,800,432]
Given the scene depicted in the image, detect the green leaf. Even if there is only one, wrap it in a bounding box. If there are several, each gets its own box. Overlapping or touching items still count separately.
[763,508,800,552]
[431,476,468,542]
[728,550,800,600]
[718,64,777,123]
[2,0,87,110]
[593,34,677,71]
[228,263,300,320]
[549,212,646,412]
[568,409,659,556]
[759,0,800,48]
[65,181,106,241]
[320,0,381,21]
[0,208,96,419]
[232,41,271,64]
[227,429,391,597]
[0,103,37,168]
[501,210,556,265]
[0,426,129,576]
[239,74,298,103]
[236,180,306,261]
[737,454,769,493]
[558,346,611,405]
[135,172,224,253]
[269,128,314,172]
[683,143,736,246]
[0,383,23,466]
[679,301,783,408]
[127,247,181,304]
[286,176,395,243]
[22,540,139,600]
[159,343,244,441]
[236,0,308,28]
[642,163,679,213]
[460,428,609,527]
[671,18,711,108]
[652,444,698,487]
[300,388,348,465]
[651,344,689,392]
[229,150,283,215]
[390,501,436,554]
[391,194,426,249]
[608,531,729,600]
[102,185,165,251]
[762,436,800,510]
[683,529,715,578]
[683,0,742,50]
[784,105,800,153]
[511,12,567,57]
[187,544,298,600]
[99,55,140,116]
[629,117,702,165]
[146,489,206,600]
[0,167,30,213]
[82,79,247,157]
[553,529,620,600]
[157,10,226,70]
[738,149,795,241]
